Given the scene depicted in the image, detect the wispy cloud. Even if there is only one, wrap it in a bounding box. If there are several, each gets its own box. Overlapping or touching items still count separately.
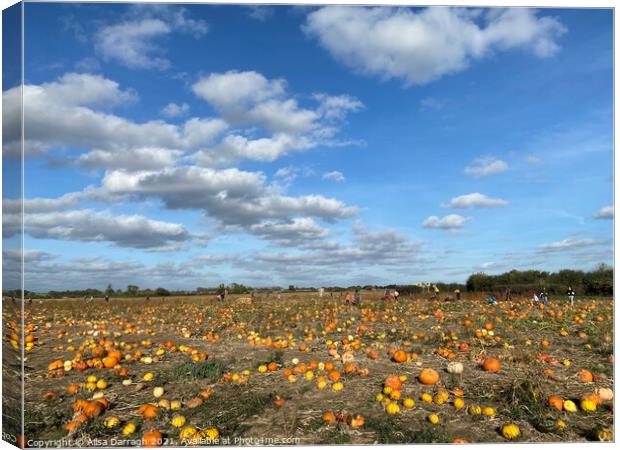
[537,238,602,252]
[323,171,345,182]
[464,157,508,177]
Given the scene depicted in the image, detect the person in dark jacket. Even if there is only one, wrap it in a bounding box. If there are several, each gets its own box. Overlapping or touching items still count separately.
[567,286,575,306]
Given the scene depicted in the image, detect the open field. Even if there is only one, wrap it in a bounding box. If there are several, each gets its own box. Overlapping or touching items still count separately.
[3,292,614,446]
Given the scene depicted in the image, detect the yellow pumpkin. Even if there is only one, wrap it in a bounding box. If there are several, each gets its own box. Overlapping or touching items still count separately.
[171,415,186,428]
[580,399,597,412]
[104,416,120,428]
[179,426,197,440]
[482,406,496,416]
[468,405,482,416]
[385,403,400,415]
[420,392,433,403]
[501,424,521,440]
[122,422,137,436]
[563,400,578,412]
[332,382,344,392]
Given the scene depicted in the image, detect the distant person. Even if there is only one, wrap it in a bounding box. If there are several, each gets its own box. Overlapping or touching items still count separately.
[354,288,361,306]
[532,293,540,305]
[393,289,400,301]
[454,289,461,300]
[504,287,512,302]
[432,285,440,300]
[224,288,228,301]
[539,289,549,306]
[383,288,388,299]
[105,295,110,302]
[487,293,498,306]
[145,296,150,302]
[344,291,352,304]
[567,286,575,306]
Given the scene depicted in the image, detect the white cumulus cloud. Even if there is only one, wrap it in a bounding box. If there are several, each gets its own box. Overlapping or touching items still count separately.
[443,192,508,208]
[423,214,471,229]
[594,206,613,220]
[304,7,566,85]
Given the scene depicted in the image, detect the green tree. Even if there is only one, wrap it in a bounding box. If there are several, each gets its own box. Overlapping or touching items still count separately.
[126,285,139,296]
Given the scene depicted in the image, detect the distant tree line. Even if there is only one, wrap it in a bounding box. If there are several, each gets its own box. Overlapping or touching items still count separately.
[465,264,613,296]
[3,265,612,298]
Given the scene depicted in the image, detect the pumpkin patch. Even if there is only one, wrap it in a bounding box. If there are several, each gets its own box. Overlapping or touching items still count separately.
[5,291,613,445]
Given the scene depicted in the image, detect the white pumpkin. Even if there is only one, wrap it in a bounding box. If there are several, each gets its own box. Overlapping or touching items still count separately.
[447,362,464,374]
[595,387,613,402]
[153,386,165,398]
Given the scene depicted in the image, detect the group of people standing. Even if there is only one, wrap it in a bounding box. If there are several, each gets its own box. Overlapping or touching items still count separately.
[530,286,576,307]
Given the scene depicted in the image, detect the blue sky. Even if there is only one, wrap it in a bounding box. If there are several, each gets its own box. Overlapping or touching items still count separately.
[2,3,613,291]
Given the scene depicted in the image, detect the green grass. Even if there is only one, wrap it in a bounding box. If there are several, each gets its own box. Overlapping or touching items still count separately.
[365,416,451,444]
[170,360,228,381]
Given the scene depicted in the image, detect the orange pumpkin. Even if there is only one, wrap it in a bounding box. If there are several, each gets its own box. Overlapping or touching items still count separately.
[482,357,501,373]
[294,363,308,374]
[200,389,213,399]
[64,420,80,432]
[73,399,89,412]
[138,404,159,419]
[328,370,341,382]
[322,411,336,424]
[547,395,563,411]
[349,414,365,428]
[580,392,601,405]
[143,431,163,447]
[107,349,122,359]
[103,356,118,368]
[344,363,357,374]
[392,350,408,363]
[42,391,57,400]
[91,346,106,358]
[47,360,63,371]
[185,397,204,408]
[83,401,104,417]
[418,368,440,385]
[384,375,402,391]
[577,369,594,383]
